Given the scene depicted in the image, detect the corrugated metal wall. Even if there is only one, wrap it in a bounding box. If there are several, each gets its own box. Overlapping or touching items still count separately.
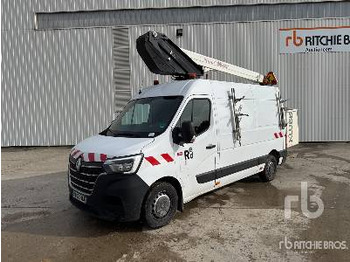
[1,0,114,146]
[36,2,350,30]
[112,28,132,114]
[1,0,117,146]
[1,29,115,146]
[1,0,349,146]
[128,18,350,142]
[3,0,342,32]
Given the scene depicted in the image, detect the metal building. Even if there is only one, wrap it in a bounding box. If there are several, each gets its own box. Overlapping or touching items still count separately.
[2,0,350,146]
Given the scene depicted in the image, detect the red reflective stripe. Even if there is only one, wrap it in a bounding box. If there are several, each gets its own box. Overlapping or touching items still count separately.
[145,156,160,166]
[100,154,107,162]
[274,133,279,139]
[88,153,95,162]
[161,153,174,162]
[279,132,284,138]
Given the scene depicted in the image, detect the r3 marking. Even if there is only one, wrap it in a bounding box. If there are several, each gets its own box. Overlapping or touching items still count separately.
[184,147,193,160]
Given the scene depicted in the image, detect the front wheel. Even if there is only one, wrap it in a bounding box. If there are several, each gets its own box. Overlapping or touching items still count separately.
[143,182,178,228]
[259,155,277,182]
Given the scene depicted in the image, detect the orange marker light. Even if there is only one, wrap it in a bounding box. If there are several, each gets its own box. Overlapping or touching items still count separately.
[262,72,278,86]
[187,73,197,79]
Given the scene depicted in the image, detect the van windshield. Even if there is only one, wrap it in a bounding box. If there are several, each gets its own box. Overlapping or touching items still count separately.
[102,96,183,138]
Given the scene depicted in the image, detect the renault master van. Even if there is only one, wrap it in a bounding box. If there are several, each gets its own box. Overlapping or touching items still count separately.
[68,79,287,228]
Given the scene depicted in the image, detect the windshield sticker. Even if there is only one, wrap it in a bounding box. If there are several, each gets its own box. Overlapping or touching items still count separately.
[148,132,155,137]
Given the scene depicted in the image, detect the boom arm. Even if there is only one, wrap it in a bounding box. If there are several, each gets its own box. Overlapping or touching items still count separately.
[181,49,264,83]
[136,31,277,85]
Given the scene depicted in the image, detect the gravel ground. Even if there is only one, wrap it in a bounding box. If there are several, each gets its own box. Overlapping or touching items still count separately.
[2,143,350,261]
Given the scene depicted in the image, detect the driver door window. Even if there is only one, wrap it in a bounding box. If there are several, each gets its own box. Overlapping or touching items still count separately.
[177,99,211,136]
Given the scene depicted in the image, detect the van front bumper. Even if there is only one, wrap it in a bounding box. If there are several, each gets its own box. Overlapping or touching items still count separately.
[69,173,149,222]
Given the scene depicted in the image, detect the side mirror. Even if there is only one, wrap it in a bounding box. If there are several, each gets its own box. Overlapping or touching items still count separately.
[172,127,181,144]
[181,121,196,143]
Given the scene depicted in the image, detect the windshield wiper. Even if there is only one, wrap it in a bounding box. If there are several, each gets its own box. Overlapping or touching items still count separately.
[106,127,119,136]
[114,132,141,138]
[105,127,142,138]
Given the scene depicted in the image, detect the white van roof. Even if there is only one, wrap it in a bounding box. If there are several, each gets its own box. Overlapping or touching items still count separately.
[137,80,196,99]
[136,79,279,100]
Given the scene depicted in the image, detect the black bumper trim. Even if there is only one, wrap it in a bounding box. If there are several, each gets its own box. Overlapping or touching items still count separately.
[196,149,287,184]
[69,173,149,222]
[196,155,267,184]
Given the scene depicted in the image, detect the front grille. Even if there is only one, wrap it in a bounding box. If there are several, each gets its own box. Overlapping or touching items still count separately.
[69,155,105,195]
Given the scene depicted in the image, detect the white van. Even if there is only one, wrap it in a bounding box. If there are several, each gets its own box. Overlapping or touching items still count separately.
[68,79,287,228]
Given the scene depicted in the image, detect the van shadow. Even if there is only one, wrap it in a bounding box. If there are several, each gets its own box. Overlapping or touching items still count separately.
[2,172,145,238]
[178,173,293,221]
[3,206,145,238]
[231,174,288,208]
[3,174,292,238]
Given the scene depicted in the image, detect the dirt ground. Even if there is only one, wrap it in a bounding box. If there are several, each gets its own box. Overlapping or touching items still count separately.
[1,143,350,261]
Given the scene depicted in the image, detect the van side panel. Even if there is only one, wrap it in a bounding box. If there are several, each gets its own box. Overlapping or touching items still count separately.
[214,83,285,188]
[134,80,285,204]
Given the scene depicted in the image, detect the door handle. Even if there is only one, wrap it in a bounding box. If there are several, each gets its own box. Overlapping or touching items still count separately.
[206,144,216,149]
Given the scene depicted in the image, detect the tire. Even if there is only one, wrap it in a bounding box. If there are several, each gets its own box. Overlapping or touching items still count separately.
[143,182,178,228]
[259,155,277,182]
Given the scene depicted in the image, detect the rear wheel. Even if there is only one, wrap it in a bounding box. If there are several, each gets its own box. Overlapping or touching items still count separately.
[143,182,178,228]
[259,155,277,182]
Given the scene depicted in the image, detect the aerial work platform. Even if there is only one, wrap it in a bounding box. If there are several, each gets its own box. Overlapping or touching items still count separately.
[136,31,277,85]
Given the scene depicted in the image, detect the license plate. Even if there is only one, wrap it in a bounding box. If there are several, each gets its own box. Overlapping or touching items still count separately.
[72,190,87,204]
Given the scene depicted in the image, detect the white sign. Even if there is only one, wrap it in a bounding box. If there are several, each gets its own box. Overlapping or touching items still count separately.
[286,109,299,148]
[280,26,350,54]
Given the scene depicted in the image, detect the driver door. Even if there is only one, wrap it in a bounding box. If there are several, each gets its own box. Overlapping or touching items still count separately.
[173,96,217,199]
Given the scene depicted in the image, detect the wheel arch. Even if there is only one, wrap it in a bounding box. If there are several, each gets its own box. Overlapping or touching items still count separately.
[268,149,280,162]
[148,176,184,212]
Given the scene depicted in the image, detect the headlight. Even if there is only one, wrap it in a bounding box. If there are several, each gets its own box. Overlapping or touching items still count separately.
[103,154,143,174]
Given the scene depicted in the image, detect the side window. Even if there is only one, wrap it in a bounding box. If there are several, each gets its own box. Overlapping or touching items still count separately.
[177,99,211,136]
[177,100,192,126]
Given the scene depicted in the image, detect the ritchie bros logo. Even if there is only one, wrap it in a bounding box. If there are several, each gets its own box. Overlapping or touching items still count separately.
[280,26,350,53]
[285,31,304,47]
[286,30,350,47]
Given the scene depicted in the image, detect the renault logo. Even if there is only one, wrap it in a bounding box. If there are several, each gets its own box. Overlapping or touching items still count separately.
[76,157,82,171]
